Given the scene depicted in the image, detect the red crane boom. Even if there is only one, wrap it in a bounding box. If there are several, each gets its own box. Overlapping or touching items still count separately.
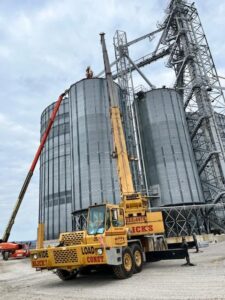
[1,90,68,243]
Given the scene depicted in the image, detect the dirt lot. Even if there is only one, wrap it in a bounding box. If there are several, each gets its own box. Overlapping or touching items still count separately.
[0,241,225,300]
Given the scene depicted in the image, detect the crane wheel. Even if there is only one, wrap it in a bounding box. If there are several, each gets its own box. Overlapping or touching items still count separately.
[130,244,143,273]
[112,247,134,279]
[79,267,92,276]
[56,269,78,281]
[2,251,9,261]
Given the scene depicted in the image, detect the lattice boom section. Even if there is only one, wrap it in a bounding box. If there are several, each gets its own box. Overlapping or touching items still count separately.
[53,249,78,264]
[60,231,84,246]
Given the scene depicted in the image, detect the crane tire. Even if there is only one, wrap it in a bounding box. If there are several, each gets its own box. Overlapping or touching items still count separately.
[112,247,134,279]
[3,251,9,261]
[56,269,78,281]
[79,267,92,276]
[130,244,143,273]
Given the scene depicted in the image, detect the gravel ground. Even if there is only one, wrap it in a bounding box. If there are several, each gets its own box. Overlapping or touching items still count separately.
[0,241,225,300]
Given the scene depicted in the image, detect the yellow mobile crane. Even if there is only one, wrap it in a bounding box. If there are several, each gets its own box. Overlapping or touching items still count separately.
[30,33,186,280]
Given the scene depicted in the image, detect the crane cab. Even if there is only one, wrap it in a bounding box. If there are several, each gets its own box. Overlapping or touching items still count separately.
[85,204,128,248]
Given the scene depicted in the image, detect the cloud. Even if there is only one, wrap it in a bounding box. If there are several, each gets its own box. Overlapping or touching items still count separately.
[0,0,225,241]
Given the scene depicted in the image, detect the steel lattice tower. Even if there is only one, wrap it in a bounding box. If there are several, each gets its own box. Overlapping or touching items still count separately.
[156,0,225,204]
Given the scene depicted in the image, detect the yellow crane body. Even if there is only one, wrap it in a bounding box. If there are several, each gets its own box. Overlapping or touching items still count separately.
[31,202,164,272]
[110,106,135,195]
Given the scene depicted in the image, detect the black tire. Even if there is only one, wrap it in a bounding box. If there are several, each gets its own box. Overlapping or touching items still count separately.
[112,247,134,279]
[130,244,143,273]
[79,267,92,276]
[2,251,9,261]
[56,269,78,281]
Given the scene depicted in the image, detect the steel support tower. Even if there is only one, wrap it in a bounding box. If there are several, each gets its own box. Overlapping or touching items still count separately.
[159,0,225,205]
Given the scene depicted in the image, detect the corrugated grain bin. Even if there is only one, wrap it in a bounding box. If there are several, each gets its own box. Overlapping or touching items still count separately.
[136,88,204,206]
[39,97,72,240]
[69,78,120,211]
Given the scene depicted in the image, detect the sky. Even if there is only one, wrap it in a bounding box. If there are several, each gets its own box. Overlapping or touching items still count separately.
[0,0,225,241]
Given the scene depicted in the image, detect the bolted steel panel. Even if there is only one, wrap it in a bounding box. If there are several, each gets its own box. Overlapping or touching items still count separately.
[39,97,72,240]
[69,78,120,211]
[136,88,204,206]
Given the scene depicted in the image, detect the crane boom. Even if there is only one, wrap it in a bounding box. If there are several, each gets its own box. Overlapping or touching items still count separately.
[1,91,67,242]
[100,33,135,196]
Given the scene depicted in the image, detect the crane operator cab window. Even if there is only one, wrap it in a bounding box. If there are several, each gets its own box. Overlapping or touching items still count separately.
[106,207,125,231]
[87,205,105,235]
[112,208,125,227]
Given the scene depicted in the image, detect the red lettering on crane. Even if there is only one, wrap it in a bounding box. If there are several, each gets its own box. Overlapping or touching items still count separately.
[87,256,104,263]
[131,225,153,234]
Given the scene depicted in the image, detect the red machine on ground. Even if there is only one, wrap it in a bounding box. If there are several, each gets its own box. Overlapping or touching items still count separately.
[0,242,30,260]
